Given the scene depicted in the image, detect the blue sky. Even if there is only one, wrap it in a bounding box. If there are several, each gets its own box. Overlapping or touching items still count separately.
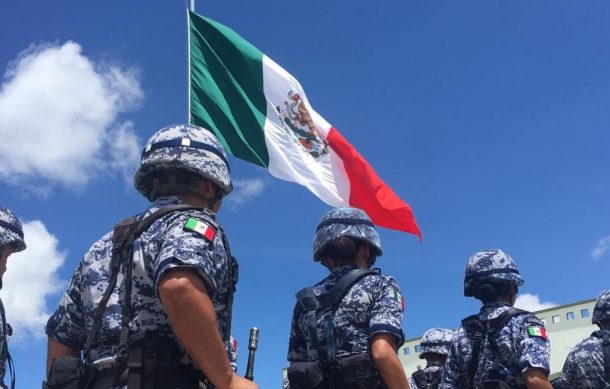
[1,1,609,388]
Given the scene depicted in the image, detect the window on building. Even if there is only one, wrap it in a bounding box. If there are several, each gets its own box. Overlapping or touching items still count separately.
[566,312,575,321]
[414,345,422,353]
[403,347,410,355]
[581,308,590,318]
[552,315,561,324]
[541,318,547,326]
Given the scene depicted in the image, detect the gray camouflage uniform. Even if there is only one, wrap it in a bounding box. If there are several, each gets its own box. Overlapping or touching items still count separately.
[287,207,405,362]
[440,249,550,388]
[409,363,445,389]
[0,207,26,389]
[47,124,235,388]
[554,290,610,388]
[441,302,549,388]
[46,196,233,364]
[288,264,405,361]
[409,328,454,389]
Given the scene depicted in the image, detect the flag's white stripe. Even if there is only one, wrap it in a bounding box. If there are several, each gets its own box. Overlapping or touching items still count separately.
[261,56,350,206]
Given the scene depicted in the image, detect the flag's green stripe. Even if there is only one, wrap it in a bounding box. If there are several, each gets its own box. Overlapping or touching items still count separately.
[189,11,269,167]
[185,218,198,230]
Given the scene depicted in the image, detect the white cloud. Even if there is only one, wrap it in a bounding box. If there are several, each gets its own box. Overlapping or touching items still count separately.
[226,178,266,207]
[590,235,610,261]
[0,221,67,343]
[107,121,141,185]
[515,293,557,312]
[0,41,143,192]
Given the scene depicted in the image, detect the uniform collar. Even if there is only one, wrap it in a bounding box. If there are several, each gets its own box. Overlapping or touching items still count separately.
[146,196,217,219]
[479,302,512,320]
[151,196,186,207]
[329,264,361,275]
[481,302,511,310]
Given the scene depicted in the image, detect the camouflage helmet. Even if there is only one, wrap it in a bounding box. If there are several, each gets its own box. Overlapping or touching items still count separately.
[418,328,455,359]
[592,290,610,325]
[464,249,524,297]
[134,124,232,201]
[0,207,26,253]
[313,207,382,261]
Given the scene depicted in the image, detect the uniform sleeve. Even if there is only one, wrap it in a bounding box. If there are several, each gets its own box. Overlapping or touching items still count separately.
[153,213,220,296]
[287,304,308,362]
[439,330,462,389]
[227,335,238,371]
[368,276,405,346]
[46,260,87,350]
[516,316,550,375]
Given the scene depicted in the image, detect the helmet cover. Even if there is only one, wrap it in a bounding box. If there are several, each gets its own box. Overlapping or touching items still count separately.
[0,207,26,252]
[464,249,524,297]
[313,207,382,261]
[134,124,232,200]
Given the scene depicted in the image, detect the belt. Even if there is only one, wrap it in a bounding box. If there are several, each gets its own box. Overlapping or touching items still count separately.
[87,364,206,389]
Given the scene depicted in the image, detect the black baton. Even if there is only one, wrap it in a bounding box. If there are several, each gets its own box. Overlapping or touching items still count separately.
[245,327,259,381]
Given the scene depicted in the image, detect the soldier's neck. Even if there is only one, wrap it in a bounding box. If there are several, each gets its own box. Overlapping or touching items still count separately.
[176,193,211,209]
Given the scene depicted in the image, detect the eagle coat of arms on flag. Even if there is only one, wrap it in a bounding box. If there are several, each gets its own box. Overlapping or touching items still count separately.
[276,91,329,159]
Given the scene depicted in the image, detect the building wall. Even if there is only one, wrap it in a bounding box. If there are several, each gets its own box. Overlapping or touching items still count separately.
[536,299,596,376]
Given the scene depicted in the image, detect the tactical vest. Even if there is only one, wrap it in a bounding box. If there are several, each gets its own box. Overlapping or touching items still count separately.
[591,330,610,384]
[411,368,442,389]
[460,307,530,389]
[46,204,239,389]
[287,268,388,389]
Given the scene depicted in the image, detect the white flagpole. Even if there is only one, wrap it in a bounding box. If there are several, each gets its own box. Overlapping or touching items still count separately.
[187,0,194,123]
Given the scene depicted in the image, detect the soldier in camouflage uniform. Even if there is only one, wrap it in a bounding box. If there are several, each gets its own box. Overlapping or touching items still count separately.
[440,249,552,389]
[0,207,26,389]
[287,207,409,389]
[46,124,257,389]
[409,328,454,389]
[553,290,610,388]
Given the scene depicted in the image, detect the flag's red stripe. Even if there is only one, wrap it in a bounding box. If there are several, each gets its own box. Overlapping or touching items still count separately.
[204,227,216,241]
[326,127,422,240]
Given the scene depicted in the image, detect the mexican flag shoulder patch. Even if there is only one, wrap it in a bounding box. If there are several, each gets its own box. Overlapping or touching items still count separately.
[527,326,547,339]
[184,217,216,241]
[392,287,405,311]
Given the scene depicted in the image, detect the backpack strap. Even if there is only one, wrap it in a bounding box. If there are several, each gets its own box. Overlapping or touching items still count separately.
[428,368,442,389]
[461,307,529,387]
[295,268,378,364]
[412,369,427,388]
[83,204,212,358]
[487,308,529,332]
[461,314,485,388]
[296,268,379,312]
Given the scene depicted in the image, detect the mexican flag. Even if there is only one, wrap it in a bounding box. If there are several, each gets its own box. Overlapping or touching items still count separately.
[188,11,421,239]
